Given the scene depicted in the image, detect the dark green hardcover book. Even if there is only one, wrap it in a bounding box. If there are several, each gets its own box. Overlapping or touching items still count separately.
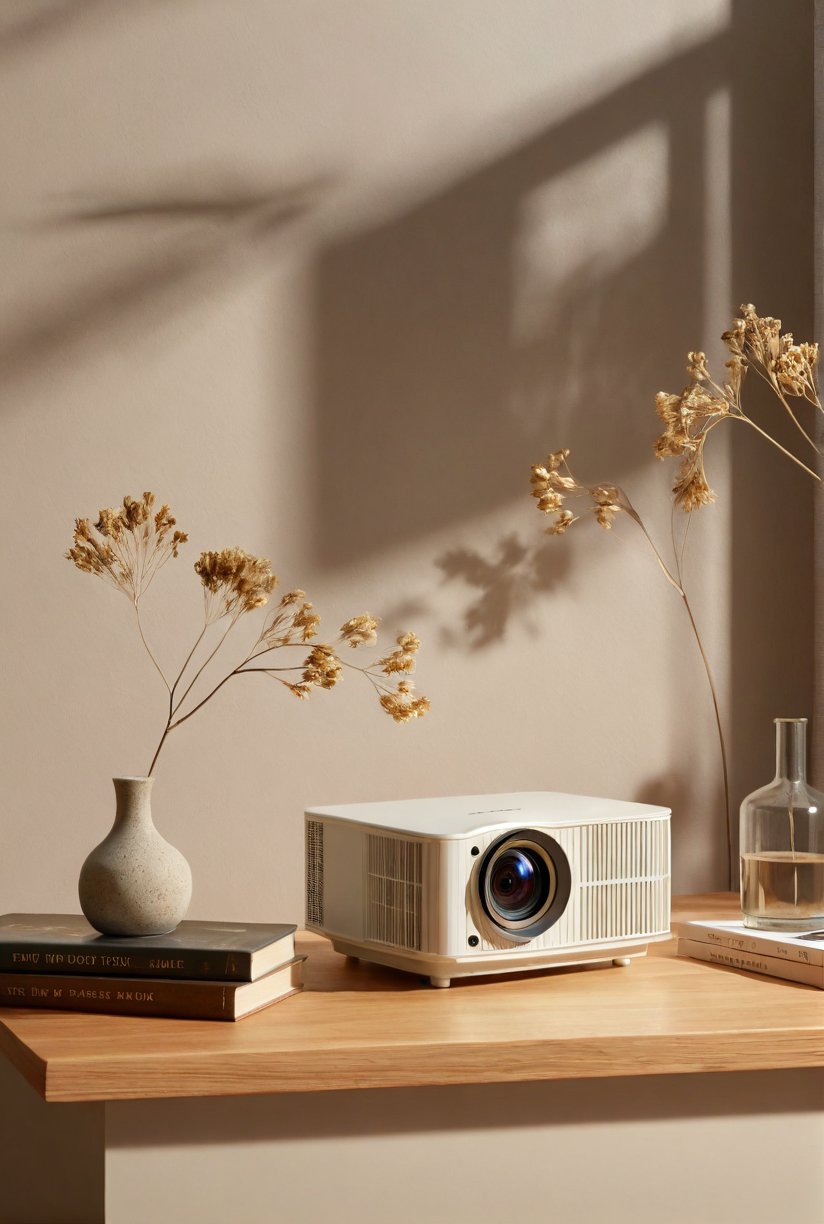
[0,956,306,1021]
[0,914,296,982]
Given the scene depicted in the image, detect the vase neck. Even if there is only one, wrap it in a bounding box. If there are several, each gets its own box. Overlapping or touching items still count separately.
[112,777,155,830]
[774,719,807,783]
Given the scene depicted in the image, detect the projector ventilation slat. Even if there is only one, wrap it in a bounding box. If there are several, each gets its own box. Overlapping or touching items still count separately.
[366,834,423,950]
[306,819,324,928]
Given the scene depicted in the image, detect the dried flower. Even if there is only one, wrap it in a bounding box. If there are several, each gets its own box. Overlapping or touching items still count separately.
[530,451,627,533]
[547,509,576,535]
[260,592,320,648]
[378,632,421,675]
[672,464,716,512]
[301,643,343,690]
[194,548,277,622]
[379,687,431,723]
[66,491,187,600]
[339,614,380,648]
[592,486,622,529]
[655,303,823,512]
[376,677,431,723]
[652,372,729,508]
[686,351,710,381]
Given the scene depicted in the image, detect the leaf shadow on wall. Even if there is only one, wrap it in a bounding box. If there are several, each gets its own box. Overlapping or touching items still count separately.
[437,534,573,652]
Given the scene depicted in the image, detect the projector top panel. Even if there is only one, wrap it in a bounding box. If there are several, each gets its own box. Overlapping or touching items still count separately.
[305,792,670,840]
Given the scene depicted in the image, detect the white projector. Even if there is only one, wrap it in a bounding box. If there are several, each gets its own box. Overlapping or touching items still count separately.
[305,791,671,987]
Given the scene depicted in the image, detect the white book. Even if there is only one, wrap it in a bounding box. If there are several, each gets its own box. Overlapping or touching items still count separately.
[672,918,824,967]
[677,936,824,989]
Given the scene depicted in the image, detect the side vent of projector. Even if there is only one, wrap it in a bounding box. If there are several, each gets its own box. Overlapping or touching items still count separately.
[306,818,325,928]
[365,833,423,950]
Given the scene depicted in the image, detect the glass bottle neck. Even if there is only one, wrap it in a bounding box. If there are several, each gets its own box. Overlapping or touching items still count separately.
[775,720,807,783]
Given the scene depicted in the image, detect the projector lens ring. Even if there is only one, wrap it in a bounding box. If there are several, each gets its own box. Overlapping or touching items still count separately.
[479,830,571,942]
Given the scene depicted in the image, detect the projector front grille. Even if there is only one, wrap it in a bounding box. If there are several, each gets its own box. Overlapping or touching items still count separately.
[306,819,324,928]
[567,817,670,943]
[577,818,668,886]
[366,834,423,950]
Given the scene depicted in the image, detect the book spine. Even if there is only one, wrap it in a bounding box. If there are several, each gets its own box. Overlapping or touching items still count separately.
[0,947,253,980]
[678,924,824,967]
[678,937,823,988]
[0,973,242,1020]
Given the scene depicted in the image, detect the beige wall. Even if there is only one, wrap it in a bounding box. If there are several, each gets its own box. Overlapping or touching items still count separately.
[0,0,813,923]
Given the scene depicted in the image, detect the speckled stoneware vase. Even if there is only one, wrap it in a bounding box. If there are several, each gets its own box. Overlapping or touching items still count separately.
[78,777,192,937]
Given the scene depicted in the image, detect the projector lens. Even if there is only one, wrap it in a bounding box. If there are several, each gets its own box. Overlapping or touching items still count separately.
[479,830,571,941]
[489,850,546,921]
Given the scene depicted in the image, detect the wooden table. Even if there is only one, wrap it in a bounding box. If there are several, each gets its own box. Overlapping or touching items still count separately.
[1,895,822,1224]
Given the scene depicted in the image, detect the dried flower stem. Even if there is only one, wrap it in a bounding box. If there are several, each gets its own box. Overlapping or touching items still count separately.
[133,599,171,693]
[171,616,240,717]
[625,498,732,888]
[169,624,209,708]
[749,361,820,455]
[678,583,731,886]
[730,413,821,483]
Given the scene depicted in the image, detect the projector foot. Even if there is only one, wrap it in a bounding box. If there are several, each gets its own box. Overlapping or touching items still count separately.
[612,957,632,968]
[430,976,451,988]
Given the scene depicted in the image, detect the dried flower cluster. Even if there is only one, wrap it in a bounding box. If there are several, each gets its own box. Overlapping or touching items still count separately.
[274,623,428,723]
[194,548,277,621]
[654,304,822,510]
[67,492,187,600]
[723,305,819,403]
[68,492,429,773]
[378,679,431,723]
[530,449,626,535]
[339,614,380,648]
[260,590,320,649]
[297,643,343,694]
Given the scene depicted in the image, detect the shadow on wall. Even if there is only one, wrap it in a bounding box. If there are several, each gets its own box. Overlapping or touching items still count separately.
[379,532,574,653]
[0,0,175,55]
[729,0,815,813]
[435,534,573,652]
[0,172,333,393]
[309,31,731,571]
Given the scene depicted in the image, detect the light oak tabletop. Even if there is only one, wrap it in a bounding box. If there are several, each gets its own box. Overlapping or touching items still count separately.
[1,894,822,1103]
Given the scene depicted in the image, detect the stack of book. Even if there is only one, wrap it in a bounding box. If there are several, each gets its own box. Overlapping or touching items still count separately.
[0,914,304,1020]
[674,918,824,989]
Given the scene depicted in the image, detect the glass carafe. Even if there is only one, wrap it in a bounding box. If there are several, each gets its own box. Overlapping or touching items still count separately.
[740,718,824,931]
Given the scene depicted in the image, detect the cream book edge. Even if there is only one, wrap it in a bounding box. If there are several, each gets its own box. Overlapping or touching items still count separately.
[677,937,824,988]
[672,918,824,966]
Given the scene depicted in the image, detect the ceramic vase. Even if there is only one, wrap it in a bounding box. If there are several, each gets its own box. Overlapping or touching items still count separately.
[79,777,192,937]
